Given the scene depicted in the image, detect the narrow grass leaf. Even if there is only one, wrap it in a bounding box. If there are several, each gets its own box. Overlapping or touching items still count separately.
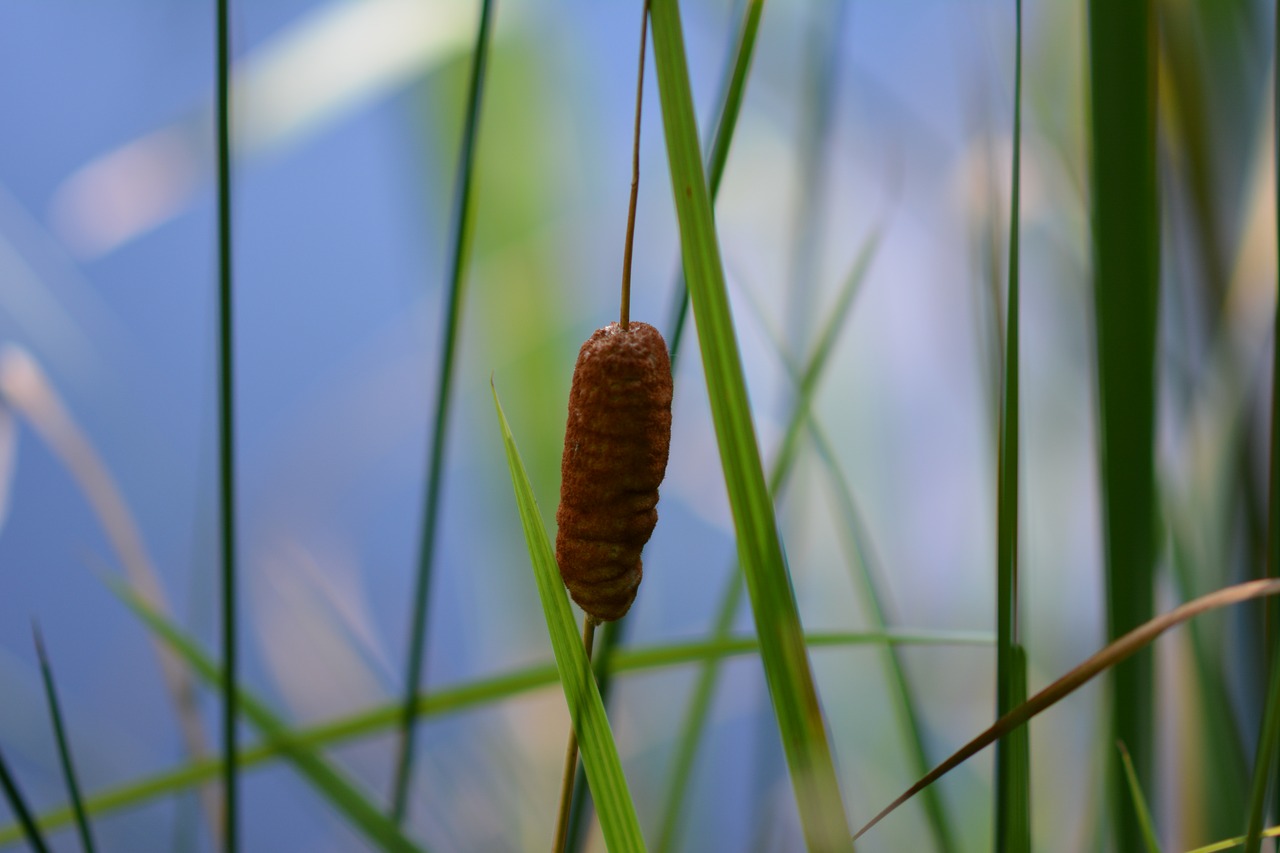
[1117,741,1161,853]
[855,578,1280,841]
[105,578,426,853]
[665,0,764,368]
[1087,2,1161,849]
[995,1,1028,849]
[32,626,96,853]
[215,0,240,846]
[658,233,896,851]
[656,568,744,853]
[1187,825,1280,853]
[1167,503,1250,838]
[490,381,645,853]
[1242,7,1280,848]
[392,0,496,824]
[0,748,50,853]
[1,626,988,846]
[649,1,853,848]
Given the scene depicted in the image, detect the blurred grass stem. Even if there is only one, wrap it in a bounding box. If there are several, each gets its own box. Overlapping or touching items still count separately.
[391,0,495,824]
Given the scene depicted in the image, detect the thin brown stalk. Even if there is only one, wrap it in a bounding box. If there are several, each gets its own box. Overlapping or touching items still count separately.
[553,617,597,852]
[619,1,650,330]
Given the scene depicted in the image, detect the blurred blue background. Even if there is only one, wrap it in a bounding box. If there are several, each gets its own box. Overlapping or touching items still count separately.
[0,0,1273,850]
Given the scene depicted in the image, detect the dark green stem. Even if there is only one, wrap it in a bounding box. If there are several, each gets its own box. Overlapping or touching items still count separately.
[215,0,238,847]
[391,0,495,824]
[33,626,96,853]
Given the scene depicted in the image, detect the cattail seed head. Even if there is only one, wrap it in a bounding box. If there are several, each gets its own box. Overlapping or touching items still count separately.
[555,322,673,621]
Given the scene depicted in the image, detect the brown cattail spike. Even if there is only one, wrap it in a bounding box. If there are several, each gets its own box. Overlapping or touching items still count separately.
[556,321,672,622]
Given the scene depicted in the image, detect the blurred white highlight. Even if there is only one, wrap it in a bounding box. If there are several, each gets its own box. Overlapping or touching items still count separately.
[50,0,478,258]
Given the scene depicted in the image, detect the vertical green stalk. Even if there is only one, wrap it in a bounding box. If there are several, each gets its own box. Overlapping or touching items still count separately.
[994,1,1029,850]
[1087,2,1160,850]
[1242,4,1280,848]
[215,0,238,847]
[391,0,495,824]
[33,626,96,853]
[649,0,852,848]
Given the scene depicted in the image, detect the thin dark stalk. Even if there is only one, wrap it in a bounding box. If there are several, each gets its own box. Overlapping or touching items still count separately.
[994,0,1028,849]
[215,0,238,847]
[1242,3,1280,848]
[33,626,96,853]
[553,618,597,853]
[0,748,49,853]
[390,0,496,824]
[619,1,649,330]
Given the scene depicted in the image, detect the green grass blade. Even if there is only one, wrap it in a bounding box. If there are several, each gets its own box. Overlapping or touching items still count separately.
[567,9,764,839]
[1087,2,1160,849]
[649,1,852,848]
[1187,825,1280,853]
[1117,741,1161,853]
[32,626,96,853]
[0,749,50,853]
[808,423,960,853]
[490,382,645,853]
[563,617,621,853]
[655,567,744,853]
[995,1,1028,849]
[392,0,496,824]
[1242,8,1280,848]
[215,0,239,848]
[665,0,764,369]
[0,627,988,847]
[1166,495,1251,839]
[657,232,882,851]
[105,578,426,853]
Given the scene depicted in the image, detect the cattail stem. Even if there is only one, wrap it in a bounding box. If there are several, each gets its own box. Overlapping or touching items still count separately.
[552,616,598,852]
[619,1,649,330]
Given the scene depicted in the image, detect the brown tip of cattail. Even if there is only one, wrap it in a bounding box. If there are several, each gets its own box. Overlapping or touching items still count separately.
[555,322,673,622]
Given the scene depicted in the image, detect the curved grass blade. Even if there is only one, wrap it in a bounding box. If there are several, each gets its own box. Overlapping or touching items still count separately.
[32,626,95,853]
[1242,6,1280,849]
[392,0,496,824]
[0,749,50,853]
[1087,2,1161,848]
[105,578,426,853]
[1117,741,1160,853]
[215,0,240,846]
[994,1,1027,849]
[649,0,852,847]
[491,381,645,853]
[854,579,1280,842]
[0,627,989,847]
